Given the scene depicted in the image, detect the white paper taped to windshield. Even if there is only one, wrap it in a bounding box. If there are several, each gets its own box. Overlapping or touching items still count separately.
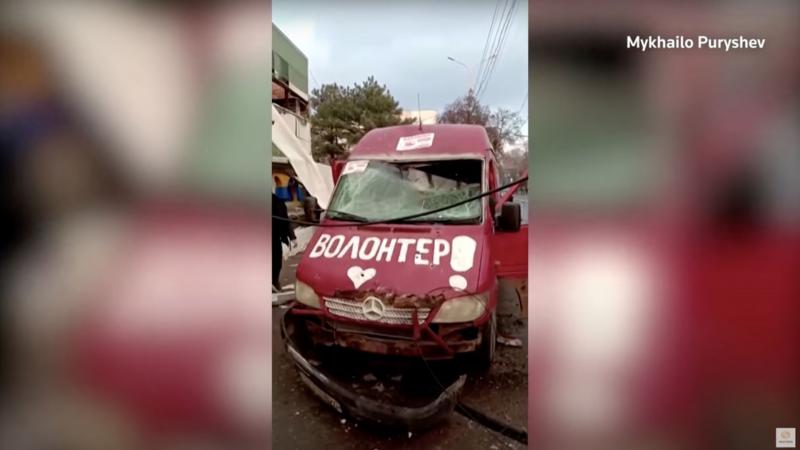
[396,133,434,151]
[342,160,368,175]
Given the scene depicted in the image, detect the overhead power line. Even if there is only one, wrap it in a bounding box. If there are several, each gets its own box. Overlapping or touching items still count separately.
[477,0,518,99]
[517,90,528,114]
[474,0,502,93]
[474,0,509,95]
[273,176,529,227]
[475,0,519,100]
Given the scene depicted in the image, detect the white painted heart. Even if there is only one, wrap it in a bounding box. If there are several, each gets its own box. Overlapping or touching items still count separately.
[347,266,376,289]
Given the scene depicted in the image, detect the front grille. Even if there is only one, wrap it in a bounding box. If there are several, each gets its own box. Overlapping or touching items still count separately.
[323,297,430,325]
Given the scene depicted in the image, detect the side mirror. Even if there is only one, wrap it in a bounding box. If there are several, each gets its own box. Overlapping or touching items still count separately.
[303,196,319,223]
[496,203,521,232]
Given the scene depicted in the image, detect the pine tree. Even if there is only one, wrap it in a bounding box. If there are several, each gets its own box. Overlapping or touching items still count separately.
[310,76,411,162]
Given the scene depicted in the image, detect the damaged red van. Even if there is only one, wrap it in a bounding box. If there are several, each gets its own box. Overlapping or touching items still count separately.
[283,124,526,373]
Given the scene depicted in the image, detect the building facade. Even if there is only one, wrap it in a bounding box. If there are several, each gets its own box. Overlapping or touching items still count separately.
[272,24,310,204]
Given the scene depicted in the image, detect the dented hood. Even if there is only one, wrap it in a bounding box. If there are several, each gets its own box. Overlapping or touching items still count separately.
[296,224,489,300]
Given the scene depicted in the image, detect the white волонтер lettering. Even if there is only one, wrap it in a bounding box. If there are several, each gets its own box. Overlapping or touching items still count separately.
[308,233,475,268]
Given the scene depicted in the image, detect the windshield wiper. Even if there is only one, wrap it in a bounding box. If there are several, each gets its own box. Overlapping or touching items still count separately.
[435,217,481,224]
[326,209,368,222]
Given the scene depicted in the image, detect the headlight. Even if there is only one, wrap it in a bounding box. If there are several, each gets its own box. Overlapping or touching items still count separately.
[295,280,320,308]
[432,292,488,323]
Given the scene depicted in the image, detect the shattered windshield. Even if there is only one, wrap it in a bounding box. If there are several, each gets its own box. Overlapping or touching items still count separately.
[327,159,483,223]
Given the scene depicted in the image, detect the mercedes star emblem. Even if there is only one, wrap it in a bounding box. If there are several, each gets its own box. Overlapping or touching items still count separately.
[361,296,385,321]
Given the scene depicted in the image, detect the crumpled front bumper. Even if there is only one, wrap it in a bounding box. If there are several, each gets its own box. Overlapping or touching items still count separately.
[281,311,466,430]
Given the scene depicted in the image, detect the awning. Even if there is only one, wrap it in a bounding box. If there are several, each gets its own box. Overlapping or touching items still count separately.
[271,105,334,208]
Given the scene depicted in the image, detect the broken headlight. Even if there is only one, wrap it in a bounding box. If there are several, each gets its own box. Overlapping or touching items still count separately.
[431,292,488,323]
[295,279,320,308]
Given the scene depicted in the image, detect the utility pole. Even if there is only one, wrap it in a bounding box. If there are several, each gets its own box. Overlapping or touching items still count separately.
[447,55,496,94]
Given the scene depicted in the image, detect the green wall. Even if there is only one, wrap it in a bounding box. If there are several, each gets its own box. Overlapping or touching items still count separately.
[272,24,309,95]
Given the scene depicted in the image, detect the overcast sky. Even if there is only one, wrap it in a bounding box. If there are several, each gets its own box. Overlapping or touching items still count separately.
[273,0,528,134]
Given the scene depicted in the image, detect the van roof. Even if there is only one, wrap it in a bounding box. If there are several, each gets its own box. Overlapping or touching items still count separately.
[349,124,493,160]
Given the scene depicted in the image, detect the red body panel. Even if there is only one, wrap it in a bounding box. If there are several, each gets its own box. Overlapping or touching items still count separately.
[331,159,346,184]
[350,124,492,160]
[493,224,529,278]
[297,223,493,299]
[298,125,528,330]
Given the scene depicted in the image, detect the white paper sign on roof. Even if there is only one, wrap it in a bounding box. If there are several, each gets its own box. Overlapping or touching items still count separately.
[396,133,435,151]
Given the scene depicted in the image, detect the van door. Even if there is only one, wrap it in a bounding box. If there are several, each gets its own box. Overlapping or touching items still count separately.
[491,166,528,279]
[493,225,528,278]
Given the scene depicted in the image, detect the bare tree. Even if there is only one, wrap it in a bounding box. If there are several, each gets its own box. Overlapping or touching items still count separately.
[439,90,524,151]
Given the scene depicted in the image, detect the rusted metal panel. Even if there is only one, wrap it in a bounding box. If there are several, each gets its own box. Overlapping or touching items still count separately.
[294,307,481,358]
